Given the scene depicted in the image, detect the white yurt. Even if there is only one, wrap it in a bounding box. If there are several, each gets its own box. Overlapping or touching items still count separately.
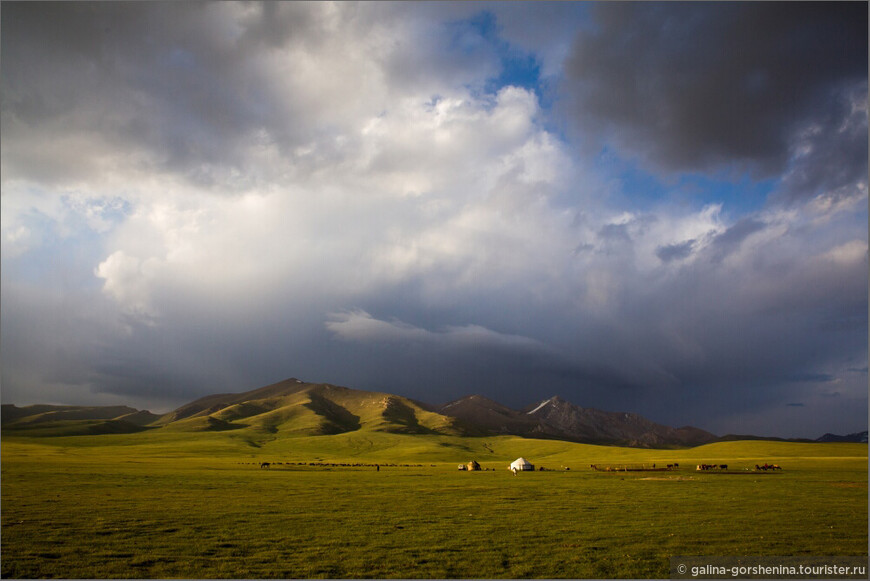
[510,457,534,472]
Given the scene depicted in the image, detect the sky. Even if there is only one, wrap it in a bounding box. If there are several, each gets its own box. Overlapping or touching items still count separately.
[1,1,867,439]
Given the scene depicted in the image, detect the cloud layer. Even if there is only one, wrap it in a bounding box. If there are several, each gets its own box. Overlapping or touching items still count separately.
[1,2,866,438]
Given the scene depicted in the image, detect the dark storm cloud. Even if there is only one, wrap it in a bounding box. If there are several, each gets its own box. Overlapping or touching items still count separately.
[707,218,766,262]
[774,82,869,206]
[784,373,836,383]
[1,2,389,188]
[656,239,695,263]
[564,2,868,178]
[236,1,320,50]
[1,2,264,184]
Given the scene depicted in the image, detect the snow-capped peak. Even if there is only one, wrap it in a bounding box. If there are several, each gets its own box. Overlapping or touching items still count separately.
[527,398,553,415]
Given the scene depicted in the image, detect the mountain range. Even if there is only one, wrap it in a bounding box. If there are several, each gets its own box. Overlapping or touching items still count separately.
[815,431,869,443]
[435,394,717,447]
[1,378,863,446]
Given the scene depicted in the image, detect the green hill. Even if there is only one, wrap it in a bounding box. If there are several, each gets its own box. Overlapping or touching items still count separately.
[151,378,466,438]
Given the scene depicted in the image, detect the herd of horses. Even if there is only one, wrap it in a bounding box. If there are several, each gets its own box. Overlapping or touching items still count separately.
[587,461,784,473]
[697,463,784,471]
[696,463,783,471]
[589,463,679,472]
[255,461,426,469]
[754,463,782,471]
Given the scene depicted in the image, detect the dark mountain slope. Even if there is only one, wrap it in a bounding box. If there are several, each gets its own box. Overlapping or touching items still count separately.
[816,431,868,443]
[436,394,717,448]
[437,394,538,435]
[524,396,717,447]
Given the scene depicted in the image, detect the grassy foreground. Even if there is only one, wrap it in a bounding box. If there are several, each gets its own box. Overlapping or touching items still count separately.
[1,432,867,578]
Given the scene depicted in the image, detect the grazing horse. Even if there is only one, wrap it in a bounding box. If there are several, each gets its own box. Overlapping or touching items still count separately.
[719,465,728,470]
[260,462,271,469]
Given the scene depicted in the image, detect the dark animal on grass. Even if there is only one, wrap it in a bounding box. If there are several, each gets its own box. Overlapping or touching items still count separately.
[260,462,270,469]
[720,465,727,470]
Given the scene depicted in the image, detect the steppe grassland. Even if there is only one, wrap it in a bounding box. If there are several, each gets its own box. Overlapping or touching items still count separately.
[1,433,866,579]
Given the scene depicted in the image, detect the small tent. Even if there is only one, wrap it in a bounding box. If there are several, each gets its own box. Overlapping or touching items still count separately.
[467,460,481,471]
[510,457,534,472]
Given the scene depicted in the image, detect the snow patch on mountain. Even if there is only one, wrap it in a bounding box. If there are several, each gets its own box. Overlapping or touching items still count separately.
[527,398,553,415]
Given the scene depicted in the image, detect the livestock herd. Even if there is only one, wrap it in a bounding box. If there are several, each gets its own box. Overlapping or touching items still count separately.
[251,461,430,470]
[587,462,784,473]
[696,462,784,471]
[589,463,678,472]
[754,463,782,471]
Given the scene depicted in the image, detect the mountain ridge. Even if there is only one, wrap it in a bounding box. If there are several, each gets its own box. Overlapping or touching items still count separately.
[3,378,865,446]
[815,431,868,443]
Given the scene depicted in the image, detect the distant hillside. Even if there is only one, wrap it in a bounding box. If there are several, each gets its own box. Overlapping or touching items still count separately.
[816,431,868,443]
[716,432,870,444]
[437,394,718,448]
[1,404,160,436]
[716,433,815,443]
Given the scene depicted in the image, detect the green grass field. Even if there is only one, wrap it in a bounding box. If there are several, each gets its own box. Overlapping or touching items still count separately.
[1,431,866,578]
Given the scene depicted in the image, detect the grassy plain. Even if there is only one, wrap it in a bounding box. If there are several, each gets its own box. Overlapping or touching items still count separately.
[1,431,867,578]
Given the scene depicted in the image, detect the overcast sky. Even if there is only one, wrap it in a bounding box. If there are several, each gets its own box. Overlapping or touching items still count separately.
[2,1,867,438]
